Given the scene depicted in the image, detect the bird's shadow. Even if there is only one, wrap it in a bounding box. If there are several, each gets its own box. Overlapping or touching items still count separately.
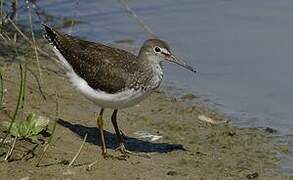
[57,119,185,153]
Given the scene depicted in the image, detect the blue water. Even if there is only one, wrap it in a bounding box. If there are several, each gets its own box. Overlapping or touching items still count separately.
[37,0,293,171]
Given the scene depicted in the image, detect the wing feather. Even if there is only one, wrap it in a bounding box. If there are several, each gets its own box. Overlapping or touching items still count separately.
[44,25,139,93]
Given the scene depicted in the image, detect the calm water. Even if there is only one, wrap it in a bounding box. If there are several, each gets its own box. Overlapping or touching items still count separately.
[38,0,293,171]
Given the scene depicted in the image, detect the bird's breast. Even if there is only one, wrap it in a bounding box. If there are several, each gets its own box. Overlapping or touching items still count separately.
[148,63,163,90]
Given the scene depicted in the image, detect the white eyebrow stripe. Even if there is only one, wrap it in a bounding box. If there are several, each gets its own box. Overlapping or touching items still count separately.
[161,48,170,55]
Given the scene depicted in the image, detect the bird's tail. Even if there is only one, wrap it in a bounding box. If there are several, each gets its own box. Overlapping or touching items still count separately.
[42,24,61,48]
[42,24,74,72]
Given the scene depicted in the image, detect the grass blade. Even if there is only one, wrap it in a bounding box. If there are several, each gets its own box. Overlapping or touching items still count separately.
[0,69,4,109]
[0,63,25,149]
[35,91,59,167]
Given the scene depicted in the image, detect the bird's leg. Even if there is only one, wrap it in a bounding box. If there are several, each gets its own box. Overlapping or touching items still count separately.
[111,110,150,159]
[111,110,128,156]
[96,108,111,158]
[120,129,127,140]
[87,108,126,169]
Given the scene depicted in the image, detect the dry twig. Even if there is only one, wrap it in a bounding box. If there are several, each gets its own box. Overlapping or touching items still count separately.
[4,137,17,161]
[35,91,59,167]
[117,0,157,38]
[26,0,43,92]
[68,133,88,167]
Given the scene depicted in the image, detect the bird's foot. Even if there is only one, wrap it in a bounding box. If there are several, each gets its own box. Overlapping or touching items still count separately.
[115,143,130,158]
[86,160,98,171]
[115,143,151,159]
[120,130,127,140]
[86,151,127,171]
[102,151,128,161]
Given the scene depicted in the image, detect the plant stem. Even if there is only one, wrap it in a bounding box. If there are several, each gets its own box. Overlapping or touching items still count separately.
[0,69,4,110]
[0,63,25,148]
[21,61,27,109]
[4,136,17,161]
[35,91,59,167]
[26,0,43,93]
[117,0,156,38]
[0,0,5,18]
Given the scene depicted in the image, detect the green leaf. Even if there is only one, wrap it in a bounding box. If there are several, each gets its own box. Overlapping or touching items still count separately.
[0,113,50,140]
[30,135,39,143]
[18,121,29,137]
[32,114,50,128]
[1,120,20,137]
[10,121,20,137]
[1,121,12,130]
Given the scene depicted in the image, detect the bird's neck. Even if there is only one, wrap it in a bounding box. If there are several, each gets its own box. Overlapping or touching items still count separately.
[138,53,164,89]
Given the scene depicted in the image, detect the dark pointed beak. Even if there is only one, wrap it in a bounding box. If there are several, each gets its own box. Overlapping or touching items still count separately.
[165,54,196,73]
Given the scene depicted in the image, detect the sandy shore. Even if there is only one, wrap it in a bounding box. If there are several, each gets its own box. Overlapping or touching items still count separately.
[0,42,292,180]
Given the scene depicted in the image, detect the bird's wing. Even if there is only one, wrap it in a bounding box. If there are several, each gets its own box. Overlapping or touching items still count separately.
[43,25,139,94]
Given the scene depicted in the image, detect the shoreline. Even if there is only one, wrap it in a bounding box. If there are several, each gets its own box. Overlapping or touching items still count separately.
[0,41,292,179]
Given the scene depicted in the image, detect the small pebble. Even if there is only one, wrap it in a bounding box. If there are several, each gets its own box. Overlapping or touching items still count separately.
[19,177,29,180]
[60,159,70,165]
[63,169,75,176]
[265,127,277,134]
[185,107,195,113]
[227,131,237,136]
[246,172,259,179]
[167,171,177,176]
[181,93,197,100]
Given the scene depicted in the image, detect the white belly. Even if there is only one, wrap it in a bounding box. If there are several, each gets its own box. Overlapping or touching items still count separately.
[68,70,152,109]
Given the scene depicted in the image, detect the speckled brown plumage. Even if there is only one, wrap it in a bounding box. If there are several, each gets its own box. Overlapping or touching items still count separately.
[43,25,159,93]
[43,24,196,159]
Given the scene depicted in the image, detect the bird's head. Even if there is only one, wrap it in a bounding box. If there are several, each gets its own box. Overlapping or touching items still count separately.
[139,39,196,73]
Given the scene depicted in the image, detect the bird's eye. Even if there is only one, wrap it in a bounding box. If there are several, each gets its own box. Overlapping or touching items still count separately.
[154,47,161,53]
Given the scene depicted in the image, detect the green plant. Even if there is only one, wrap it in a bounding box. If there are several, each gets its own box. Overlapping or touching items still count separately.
[0,69,3,110]
[1,113,50,142]
[0,63,26,148]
